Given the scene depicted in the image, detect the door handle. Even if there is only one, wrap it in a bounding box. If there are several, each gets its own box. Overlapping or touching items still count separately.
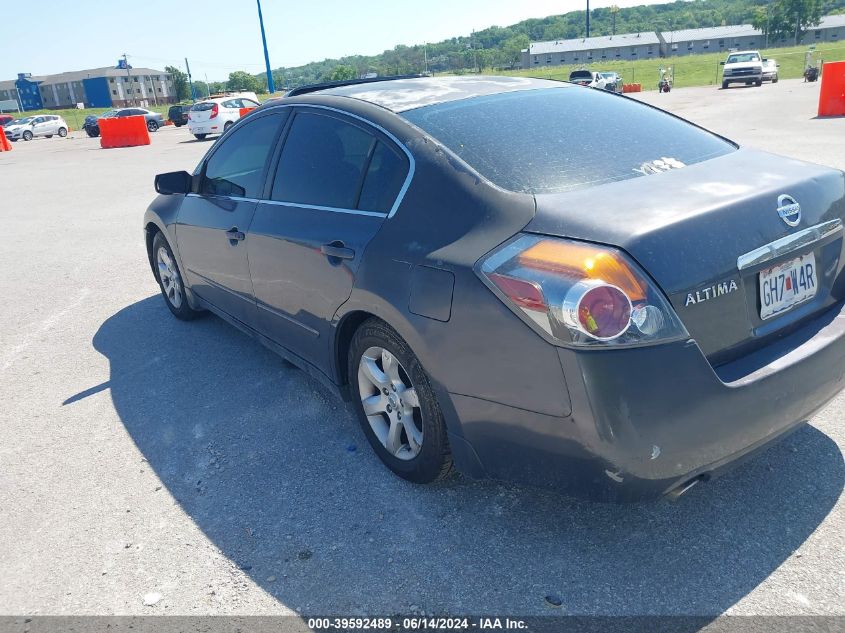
[321,242,355,260]
[225,228,245,242]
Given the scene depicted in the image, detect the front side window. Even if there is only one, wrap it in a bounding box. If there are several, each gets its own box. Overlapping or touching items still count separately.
[402,87,735,195]
[201,112,286,198]
[271,112,376,209]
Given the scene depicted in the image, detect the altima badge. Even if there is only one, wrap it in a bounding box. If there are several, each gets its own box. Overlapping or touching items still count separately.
[685,280,739,307]
[777,194,801,227]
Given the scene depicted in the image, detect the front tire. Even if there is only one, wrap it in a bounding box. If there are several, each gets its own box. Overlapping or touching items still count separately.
[152,232,201,321]
[147,120,159,132]
[755,79,763,87]
[22,131,32,141]
[349,319,453,484]
[772,75,779,84]
[722,80,729,89]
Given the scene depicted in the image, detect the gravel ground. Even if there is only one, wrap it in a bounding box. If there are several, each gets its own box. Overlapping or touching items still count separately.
[0,79,843,618]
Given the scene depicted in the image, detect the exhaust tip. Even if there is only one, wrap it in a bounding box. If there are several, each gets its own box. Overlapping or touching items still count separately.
[667,475,707,500]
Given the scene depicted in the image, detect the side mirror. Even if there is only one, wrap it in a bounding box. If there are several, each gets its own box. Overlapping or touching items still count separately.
[155,170,192,195]
[719,61,726,66]
[762,58,768,62]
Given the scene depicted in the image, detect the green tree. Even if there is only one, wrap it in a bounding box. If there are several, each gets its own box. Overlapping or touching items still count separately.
[752,0,824,44]
[227,70,263,94]
[165,65,190,102]
[502,35,530,68]
[328,65,358,81]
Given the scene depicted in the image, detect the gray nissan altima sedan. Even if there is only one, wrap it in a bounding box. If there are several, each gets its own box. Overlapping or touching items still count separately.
[144,76,845,501]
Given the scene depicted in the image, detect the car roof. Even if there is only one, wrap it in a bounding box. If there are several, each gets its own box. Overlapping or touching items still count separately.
[299,75,570,113]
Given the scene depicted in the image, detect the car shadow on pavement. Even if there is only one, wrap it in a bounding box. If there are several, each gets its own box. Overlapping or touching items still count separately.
[82,295,845,617]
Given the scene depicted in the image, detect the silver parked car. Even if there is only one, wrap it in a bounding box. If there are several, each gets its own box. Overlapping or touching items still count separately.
[762,58,779,83]
[4,115,69,141]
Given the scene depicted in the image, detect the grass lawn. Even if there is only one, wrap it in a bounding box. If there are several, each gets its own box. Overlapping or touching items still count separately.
[501,41,845,90]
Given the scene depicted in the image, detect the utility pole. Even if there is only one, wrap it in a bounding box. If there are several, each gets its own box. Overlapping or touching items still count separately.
[424,42,429,75]
[586,0,591,38]
[205,73,211,98]
[185,58,196,102]
[611,5,619,36]
[122,53,134,106]
[257,0,275,94]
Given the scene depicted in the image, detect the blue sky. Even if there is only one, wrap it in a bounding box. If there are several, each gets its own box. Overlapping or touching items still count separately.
[2,0,666,81]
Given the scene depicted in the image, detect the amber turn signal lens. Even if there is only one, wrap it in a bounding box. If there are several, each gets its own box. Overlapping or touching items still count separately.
[517,240,648,302]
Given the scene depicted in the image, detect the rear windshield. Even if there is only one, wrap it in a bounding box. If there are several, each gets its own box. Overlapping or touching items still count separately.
[402,87,735,194]
[191,102,215,111]
[569,71,593,80]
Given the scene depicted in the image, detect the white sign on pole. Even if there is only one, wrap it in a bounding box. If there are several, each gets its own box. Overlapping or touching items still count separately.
[76,102,85,109]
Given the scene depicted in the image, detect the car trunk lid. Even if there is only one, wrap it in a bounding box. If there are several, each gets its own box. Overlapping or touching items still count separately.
[189,103,215,123]
[527,148,845,365]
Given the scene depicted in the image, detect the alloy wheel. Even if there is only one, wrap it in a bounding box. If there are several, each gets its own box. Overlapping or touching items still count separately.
[156,246,183,309]
[357,346,423,460]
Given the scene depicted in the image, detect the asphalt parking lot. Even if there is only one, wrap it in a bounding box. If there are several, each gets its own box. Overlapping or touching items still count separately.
[0,78,843,618]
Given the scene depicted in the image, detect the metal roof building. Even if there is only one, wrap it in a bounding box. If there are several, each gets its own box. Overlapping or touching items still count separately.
[658,24,763,56]
[521,14,845,68]
[522,31,662,68]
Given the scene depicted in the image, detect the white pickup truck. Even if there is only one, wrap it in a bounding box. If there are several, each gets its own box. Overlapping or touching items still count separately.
[721,50,764,89]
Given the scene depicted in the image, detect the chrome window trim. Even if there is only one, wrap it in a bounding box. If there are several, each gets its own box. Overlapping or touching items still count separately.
[737,219,843,270]
[261,199,387,218]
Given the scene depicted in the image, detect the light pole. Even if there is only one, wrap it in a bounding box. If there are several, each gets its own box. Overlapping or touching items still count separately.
[257,0,275,94]
[586,0,591,38]
[611,5,619,36]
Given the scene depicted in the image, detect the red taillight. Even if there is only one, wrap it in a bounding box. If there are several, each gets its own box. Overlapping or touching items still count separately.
[488,273,547,311]
[209,103,219,119]
[478,235,689,348]
[564,282,632,340]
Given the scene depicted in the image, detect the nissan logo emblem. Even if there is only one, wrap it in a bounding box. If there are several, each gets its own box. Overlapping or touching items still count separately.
[777,194,801,227]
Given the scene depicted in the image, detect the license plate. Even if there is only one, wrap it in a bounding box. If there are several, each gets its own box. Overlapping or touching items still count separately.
[759,253,817,320]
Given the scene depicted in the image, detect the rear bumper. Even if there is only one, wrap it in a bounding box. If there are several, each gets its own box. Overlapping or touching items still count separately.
[188,125,219,135]
[452,302,845,501]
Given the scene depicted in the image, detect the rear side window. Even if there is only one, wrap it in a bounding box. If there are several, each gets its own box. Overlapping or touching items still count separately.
[402,87,735,194]
[191,102,215,111]
[201,113,285,198]
[271,112,375,209]
[358,142,409,213]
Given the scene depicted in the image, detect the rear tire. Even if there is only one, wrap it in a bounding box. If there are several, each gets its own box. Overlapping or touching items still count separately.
[755,79,763,87]
[147,120,159,132]
[151,232,202,321]
[224,120,233,132]
[722,81,729,89]
[772,75,779,84]
[349,318,453,484]
[58,127,67,137]
[45,135,53,138]
[193,133,207,140]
